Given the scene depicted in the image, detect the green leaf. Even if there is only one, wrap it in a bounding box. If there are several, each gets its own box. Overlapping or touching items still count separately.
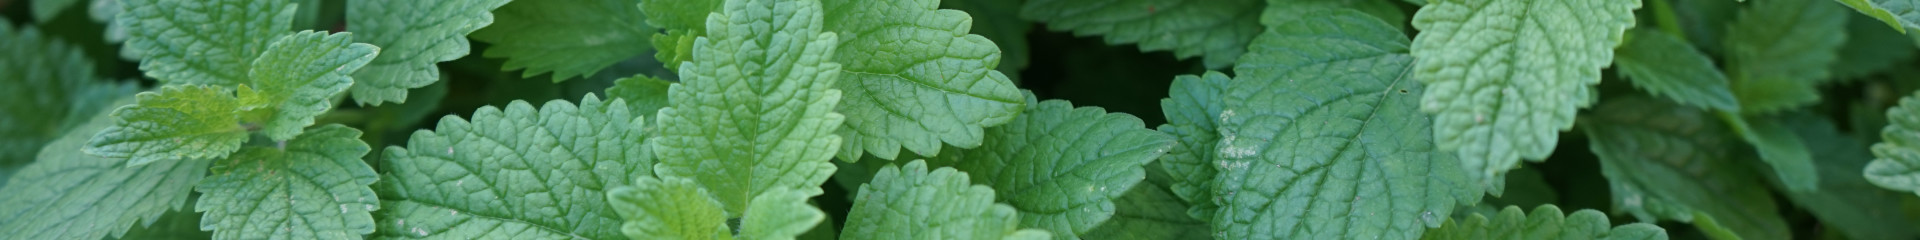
[1721,114,1819,191]
[119,0,294,85]
[639,0,720,33]
[737,187,828,240]
[1580,96,1790,240]
[0,104,212,240]
[842,160,1051,240]
[346,0,509,104]
[376,95,650,239]
[1020,0,1264,69]
[1410,0,1640,189]
[941,0,1032,77]
[1725,0,1848,114]
[470,0,658,81]
[924,97,1175,239]
[84,85,249,166]
[1080,182,1209,240]
[117,208,214,240]
[1830,0,1920,33]
[605,74,674,119]
[652,0,844,215]
[1420,205,1669,240]
[194,125,377,239]
[0,19,138,164]
[821,0,1026,161]
[1613,29,1739,111]
[1155,72,1230,220]
[1834,14,1920,80]
[235,31,379,141]
[1209,8,1480,239]
[1869,90,1920,196]
[607,176,731,240]
[1773,113,1920,240]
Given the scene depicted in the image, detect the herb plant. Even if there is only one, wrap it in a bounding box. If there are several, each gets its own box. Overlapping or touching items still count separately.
[3,0,1919,238]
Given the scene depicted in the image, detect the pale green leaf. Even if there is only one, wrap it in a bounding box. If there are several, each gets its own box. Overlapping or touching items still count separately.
[1772,113,1919,240]
[84,85,249,166]
[738,187,827,240]
[1155,72,1230,220]
[842,160,1050,240]
[1613,29,1738,111]
[1421,205,1669,240]
[639,0,720,33]
[604,74,674,119]
[1020,0,1263,69]
[1869,90,1920,196]
[1725,0,1848,114]
[1721,114,1819,191]
[1080,182,1208,240]
[1410,0,1640,189]
[236,31,379,141]
[119,0,294,85]
[1210,8,1480,239]
[822,0,1026,161]
[0,104,212,240]
[1581,96,1790,240]
[607,176,732,240]
[652,0,844,215]
[194,125,376,239]
[346,0,509,104]
[376,95,650,239]
[0,19,139,164]
[924,98,1175,239]
[471,0,657,81]
[1830,0,1920,33]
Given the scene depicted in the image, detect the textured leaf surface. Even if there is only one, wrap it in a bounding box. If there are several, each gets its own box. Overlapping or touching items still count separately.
[842,160,1050,240]
[1420,205,1669,240]
[117,209,214,239]
[1581,96,1790,240]
[1870,91,1920,196]
[1832,0,1920,32]
[119,0,293,85]
[1154,72,1230,220]
[471,0,657,81]
[605,176,826,240]
[821,0,1026,161]
[237,31,379,141]
[1080,182,1209,240]
[1613,29,1738,111]
[1020,0,1263,69]
[1210,9,1480,239]
[1409,0,1640,189]
[346,0,509,104]
[924,98,1175,239]
[606,176,730,240]
[652,0,844,215]
[0,19,138,164]
[1725,0,1847,114]
[84,85,248,166]
[376,96,650,239]
[0,105,211,240]
[604,74,674,119]
[194,125,376,239]
[1774,114,1920,240]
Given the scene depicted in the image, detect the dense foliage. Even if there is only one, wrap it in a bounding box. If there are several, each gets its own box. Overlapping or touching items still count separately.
[3,0,1920,238]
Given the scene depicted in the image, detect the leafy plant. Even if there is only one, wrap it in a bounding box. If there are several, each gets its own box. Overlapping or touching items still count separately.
[8,0,1920,238]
